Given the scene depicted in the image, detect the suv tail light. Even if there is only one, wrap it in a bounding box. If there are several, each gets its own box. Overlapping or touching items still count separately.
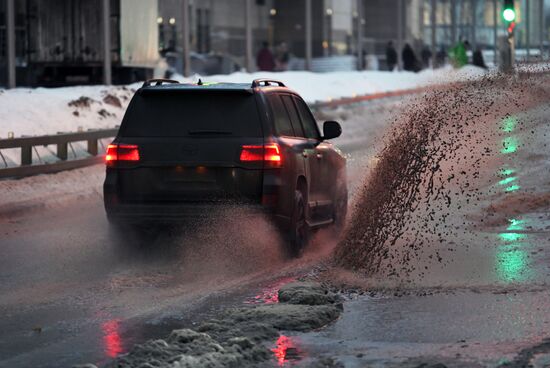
[106,144,140,166]
[240,143,282,167]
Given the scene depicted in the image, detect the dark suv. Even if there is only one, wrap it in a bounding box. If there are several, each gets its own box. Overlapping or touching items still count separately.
[104,78,347,256]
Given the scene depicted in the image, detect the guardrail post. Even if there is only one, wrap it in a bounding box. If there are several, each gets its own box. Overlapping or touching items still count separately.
[21,146,32,165]
[87,139,98,156]
[57,143,68,160]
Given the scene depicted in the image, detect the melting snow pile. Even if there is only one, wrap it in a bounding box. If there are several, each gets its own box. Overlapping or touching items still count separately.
[79,282,342,368]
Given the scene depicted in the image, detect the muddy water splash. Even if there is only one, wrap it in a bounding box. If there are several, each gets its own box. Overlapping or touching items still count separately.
[334,71,550,277]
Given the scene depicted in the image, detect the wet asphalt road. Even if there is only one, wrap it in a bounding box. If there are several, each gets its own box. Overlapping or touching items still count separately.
[0,99,400,367]
[1,94,549,368]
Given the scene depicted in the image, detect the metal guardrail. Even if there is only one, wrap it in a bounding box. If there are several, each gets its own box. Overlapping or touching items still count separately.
[0,128,118,179]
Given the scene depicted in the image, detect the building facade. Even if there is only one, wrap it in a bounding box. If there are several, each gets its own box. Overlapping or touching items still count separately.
[420,0,549,53]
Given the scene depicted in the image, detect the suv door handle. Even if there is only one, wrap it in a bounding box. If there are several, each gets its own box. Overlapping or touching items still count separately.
[316,153,323,159]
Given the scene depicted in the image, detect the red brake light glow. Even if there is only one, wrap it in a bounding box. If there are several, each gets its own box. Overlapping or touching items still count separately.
[240,143,281,166]
[106,144,140,166]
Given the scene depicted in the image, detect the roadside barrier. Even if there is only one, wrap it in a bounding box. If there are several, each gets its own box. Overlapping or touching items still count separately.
[0,128,118,179]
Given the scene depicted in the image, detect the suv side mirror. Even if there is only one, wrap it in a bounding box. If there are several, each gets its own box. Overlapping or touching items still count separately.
[322,121,342,140]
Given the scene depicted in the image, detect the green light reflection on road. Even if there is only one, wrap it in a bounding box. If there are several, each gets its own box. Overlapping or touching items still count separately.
[497,248,527,282]
[498,232,526,242]
[504,184,521,192]
[507,218,526,231]
[498,168,515,177]
[501,116,518,132]
[498,176,517,186]
[501,137,518,154]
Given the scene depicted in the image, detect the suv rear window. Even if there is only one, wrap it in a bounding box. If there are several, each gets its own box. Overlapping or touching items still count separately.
[120,92,262,137]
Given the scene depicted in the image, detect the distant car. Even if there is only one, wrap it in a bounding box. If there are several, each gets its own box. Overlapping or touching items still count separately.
[103,78,347,256]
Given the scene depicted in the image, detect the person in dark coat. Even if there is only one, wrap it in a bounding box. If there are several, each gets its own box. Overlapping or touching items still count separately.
[256,42,275,71]
[421,45,432,69]
[402,43,419,72]
[385,41,398,71]
[436,47,447,68]
[472,48,487,69]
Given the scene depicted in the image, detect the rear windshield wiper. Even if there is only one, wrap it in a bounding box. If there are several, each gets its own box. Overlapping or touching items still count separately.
[188,130,232,136]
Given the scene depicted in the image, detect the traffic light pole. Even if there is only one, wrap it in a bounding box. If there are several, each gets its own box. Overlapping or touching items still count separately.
[499,0,516,72]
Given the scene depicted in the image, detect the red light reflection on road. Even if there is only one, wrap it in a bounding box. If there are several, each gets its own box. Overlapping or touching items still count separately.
[272,335,302,366]
[102,319,123,358]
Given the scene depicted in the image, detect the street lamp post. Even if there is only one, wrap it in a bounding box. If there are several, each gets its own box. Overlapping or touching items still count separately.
[431,0,436,68]
[245,0,253,72]
[526,0,530,59]
[6,0,16,88]
[356,0,363,70]
[471,0,477,50]
[541,0,545,60]
[182,0,191,77]
[451,0,457,45]
[493,0,498,65]
[305,0,312,70]
[397,0,403,70]
[326,8,333,57]
[101,0,112,85]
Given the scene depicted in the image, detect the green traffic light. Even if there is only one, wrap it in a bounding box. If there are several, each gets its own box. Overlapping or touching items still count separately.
[503,8,516,22]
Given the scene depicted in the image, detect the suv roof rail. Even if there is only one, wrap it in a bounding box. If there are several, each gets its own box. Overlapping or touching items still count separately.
[251,79,286,88]
[142,78,180,88]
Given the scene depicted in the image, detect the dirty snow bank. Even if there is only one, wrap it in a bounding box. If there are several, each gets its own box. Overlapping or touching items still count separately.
[175,65,487,104]
[81,282,342,368]
[0,85,135,139]
[0,66,486,141]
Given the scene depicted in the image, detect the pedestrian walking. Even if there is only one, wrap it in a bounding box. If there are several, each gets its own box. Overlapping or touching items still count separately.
[275,42,290,71]
[256,42,275,71]
[449,39,469,68]
[402,43,419,72]
[472,48,487,69]
[436,47,447,68]
[385,41,398,71]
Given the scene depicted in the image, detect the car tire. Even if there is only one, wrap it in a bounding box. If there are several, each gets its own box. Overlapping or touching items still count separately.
[287,190,309,258]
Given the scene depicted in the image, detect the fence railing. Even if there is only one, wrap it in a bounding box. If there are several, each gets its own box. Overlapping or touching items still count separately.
[0,128,118,179]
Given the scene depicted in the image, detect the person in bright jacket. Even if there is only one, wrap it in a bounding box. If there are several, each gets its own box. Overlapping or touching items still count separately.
[449,39,469,68]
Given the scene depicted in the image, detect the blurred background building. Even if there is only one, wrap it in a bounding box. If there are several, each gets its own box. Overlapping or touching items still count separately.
[0,0,548,87]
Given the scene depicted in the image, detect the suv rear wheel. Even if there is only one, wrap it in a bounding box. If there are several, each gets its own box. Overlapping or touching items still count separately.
[287,190,309,257]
